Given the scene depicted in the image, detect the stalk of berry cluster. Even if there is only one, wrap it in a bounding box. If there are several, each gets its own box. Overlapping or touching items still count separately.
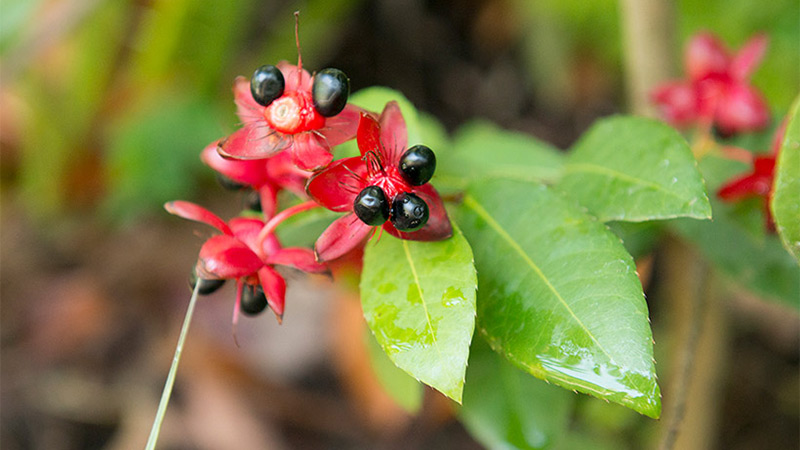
[146,278,202,450]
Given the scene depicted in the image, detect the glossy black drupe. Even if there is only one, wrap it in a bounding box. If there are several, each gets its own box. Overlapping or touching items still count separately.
[216,173,246,191]
[251,65,285,107]
[189,271,226,295]
[391,192,429,232]
[399,145,436,186]
[312,68,350,117]
[240,284,268,316]
[354,186,390,226]
[244,190,262,212]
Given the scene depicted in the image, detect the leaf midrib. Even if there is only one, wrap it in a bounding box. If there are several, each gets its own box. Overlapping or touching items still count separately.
[401,240,441,357]
[563,162,699,205]
[463,193,642,394]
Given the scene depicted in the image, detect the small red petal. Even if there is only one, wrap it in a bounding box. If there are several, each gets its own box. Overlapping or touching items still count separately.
[264,151,309,197]
[229,217,267,253]
[291,132,333,171]
[266,248,328,273]
[258,184,278,219]
[258,265,287,320]
[315,214,373,262]
[233,76,264,126]
[306,157,367,212]
[218,125,291,160]
[378,101,408,164]
[730,33,768,81]
[717,173,772,200]
[316,104,363,148]
[201,140,272,186]
[382,184,453,242]
[652,82,700,127]
[714,84,770,135]
[197,235,264,279]
[165,201,233,235]
[277,61,313,93]
[752,156,776,176]
[686,33,731,80]
[357,112,382,157]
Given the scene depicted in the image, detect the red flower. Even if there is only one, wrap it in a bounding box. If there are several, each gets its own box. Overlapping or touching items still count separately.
[306,102,453,262]
[201,140,309,218]
[652,32,769,136]
[164,201,326,322]
[717,122,786,231]
[217,62,362,171]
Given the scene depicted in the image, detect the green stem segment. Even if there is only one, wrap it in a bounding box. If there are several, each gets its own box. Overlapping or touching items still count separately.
[146,278,202,450]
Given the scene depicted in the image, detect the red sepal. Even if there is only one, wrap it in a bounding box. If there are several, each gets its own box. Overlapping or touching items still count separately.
[165,201,233,235]
[258,265,287,321]
[291,132,333,171]
[197,235,263,279]
[305,157,367,212]
[314,214,373,262]
[218,124,290,160]
[382,184,453,241]
[267,248,328,273]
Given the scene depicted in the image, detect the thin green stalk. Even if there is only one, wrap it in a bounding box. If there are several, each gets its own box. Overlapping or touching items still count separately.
[146,278,201,450]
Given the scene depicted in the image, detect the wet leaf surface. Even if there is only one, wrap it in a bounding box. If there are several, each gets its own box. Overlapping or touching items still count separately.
[771,97,800,262]
[456,179,661,418]
[360,225,477,403]
[558,116,712,222]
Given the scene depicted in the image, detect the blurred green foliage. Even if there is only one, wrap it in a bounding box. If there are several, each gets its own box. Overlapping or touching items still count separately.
[4,0,797,228]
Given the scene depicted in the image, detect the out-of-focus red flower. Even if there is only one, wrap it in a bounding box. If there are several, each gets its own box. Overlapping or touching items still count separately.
[717,122,786,231]
[306,102,452,262]
[652,32,770,136]
[164,201,326,321]
[217,62,361,171]
[201,141,309,218]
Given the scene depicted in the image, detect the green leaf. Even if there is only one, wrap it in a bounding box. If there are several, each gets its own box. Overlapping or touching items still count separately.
[365,330,423,413]
[460,336,574,450]
[437,121,564,191]
[557,116,711,222]
[274,207,338,248]
[455,179,661,418]
[360,225,477,403]
[772,96,800,262]
[674,156,800,307]
[606,221,663,259]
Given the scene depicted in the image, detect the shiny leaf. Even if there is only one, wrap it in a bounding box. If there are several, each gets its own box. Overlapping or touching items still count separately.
[360,225,477,403]
[437,121,564,192]
[771,97,800,262]
[460,336,574,450]
[456,179,661,418]
[558,116,711,222]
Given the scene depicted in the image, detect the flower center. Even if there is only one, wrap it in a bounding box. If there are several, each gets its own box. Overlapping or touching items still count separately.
[264,91,325,134]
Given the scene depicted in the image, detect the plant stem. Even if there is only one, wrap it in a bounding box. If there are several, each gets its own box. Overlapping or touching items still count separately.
[255,200,320,253]
[146,278,201,450]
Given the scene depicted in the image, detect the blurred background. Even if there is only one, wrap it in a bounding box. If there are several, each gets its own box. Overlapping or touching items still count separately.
[1,0,798,449]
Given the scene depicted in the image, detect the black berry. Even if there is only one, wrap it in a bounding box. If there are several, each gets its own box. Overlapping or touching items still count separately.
[354,186,390,226]
[216,173,246,191]
[240,284,268,316]
[244,190,262,212]
[399,145,436,186]
[391,192,429,232]
[251,65,285,107]
[312,68,349,117]
[189,270,226,295]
